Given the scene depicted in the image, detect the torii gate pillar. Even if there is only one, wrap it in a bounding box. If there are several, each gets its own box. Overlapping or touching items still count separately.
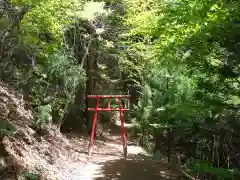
[87,95,130,158]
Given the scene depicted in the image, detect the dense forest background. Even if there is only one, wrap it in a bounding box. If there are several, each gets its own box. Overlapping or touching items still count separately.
[1,0,240,179]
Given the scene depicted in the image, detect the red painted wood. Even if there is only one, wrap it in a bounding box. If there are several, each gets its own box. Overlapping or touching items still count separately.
[87,95,131,98]
[88,98,99,156]
[87,94,130,158]
[107,97,110,110]
[118,100,127,158]
[88,108,129,111]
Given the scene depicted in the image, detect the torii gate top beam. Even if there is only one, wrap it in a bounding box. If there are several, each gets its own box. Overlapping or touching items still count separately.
[87,95,131,98]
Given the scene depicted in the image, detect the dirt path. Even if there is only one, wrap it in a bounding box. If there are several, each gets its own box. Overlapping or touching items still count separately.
[53,139,183,180]
[50,127,186,180]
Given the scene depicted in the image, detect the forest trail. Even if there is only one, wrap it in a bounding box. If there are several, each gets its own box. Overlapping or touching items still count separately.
[0,82,185,180]
[51,122,186,180]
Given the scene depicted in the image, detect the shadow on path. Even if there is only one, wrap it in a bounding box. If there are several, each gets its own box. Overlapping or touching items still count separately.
[94,153,187,180]
[63,121,188,180]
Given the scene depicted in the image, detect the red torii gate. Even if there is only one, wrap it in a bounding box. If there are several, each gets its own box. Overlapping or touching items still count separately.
[87,95,130,158]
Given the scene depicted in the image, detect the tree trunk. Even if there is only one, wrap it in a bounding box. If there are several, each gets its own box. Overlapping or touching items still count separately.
[84,41,99,134]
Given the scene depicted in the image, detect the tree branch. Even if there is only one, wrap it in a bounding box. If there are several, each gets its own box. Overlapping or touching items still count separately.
[80,35,94,68]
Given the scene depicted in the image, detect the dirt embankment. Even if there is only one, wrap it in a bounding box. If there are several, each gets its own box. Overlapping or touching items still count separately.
[0,82,90,180]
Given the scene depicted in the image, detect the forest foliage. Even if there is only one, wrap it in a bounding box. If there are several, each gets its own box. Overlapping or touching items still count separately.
[1,0,240,179]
